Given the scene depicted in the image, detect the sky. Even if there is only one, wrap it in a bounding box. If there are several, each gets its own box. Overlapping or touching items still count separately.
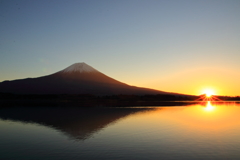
[0,0,240,96]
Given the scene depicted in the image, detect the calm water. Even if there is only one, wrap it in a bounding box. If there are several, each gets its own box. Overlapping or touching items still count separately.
[1,102,240,160]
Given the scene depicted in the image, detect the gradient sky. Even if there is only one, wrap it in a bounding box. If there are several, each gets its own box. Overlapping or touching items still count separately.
[1,0,240,96]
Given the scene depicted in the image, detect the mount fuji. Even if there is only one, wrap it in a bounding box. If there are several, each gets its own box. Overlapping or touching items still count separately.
[0,63,174,95]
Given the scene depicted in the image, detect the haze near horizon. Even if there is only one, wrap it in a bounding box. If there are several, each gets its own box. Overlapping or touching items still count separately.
[1,0,240,96]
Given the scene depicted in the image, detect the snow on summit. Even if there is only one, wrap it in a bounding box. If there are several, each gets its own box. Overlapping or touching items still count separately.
[62,63,97,73]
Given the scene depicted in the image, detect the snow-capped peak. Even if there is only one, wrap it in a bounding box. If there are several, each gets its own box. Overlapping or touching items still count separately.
[61,62,98,73]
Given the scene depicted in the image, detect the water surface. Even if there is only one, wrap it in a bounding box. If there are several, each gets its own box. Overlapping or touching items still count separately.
[1,102,240,160]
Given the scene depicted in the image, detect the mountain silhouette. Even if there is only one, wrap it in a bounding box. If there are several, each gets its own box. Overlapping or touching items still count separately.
[0,62,174,95]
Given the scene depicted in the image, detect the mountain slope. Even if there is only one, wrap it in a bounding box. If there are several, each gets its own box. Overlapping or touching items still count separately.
[0,62,173,95]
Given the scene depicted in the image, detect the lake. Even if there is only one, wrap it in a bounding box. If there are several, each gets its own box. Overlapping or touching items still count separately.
[1,101,240,160]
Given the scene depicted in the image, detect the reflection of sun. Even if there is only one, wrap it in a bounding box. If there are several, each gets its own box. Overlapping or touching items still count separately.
[204,101,215,112]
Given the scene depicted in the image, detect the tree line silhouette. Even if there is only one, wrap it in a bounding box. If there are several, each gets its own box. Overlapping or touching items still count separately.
[0,92,239,107]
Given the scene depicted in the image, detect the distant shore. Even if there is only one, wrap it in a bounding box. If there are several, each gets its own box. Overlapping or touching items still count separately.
[0,93,239,107]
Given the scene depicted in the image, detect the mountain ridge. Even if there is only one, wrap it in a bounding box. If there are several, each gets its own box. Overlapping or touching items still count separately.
[0,62,178,96]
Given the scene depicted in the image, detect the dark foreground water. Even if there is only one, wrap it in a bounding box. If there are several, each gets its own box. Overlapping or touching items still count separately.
[1,101,240,160]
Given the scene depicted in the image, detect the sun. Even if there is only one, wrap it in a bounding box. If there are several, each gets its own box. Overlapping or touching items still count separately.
[202,89,215,97]
[197,88,220,101]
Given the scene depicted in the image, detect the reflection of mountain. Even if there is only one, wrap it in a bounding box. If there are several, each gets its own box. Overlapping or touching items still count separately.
[0,107,154,140]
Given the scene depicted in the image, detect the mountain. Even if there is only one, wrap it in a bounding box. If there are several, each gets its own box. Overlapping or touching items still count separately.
[0,62,174,95]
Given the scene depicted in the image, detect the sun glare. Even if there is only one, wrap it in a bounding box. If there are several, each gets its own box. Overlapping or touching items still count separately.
[196,88,221,101]
[202,89,215,97]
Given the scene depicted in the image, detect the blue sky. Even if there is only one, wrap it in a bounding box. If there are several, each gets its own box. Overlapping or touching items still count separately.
[1,0,240,95]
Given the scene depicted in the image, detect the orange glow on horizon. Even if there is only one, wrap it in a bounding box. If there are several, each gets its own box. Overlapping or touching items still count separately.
[135,67,240,96]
